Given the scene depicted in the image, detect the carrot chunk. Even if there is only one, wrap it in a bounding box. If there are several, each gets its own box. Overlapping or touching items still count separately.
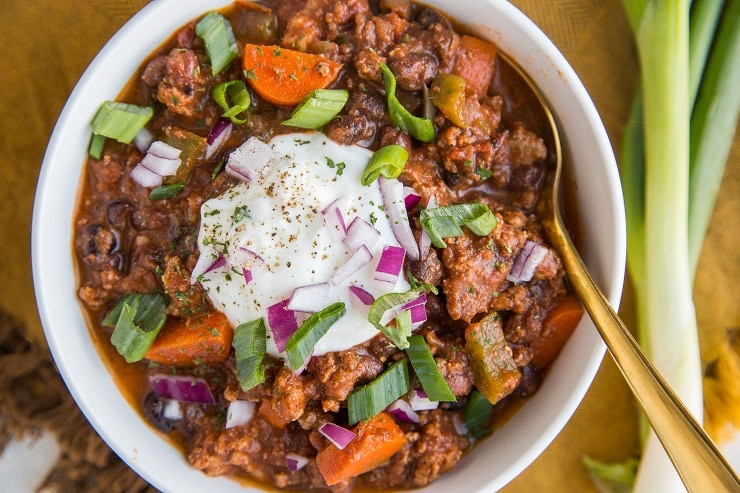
[531,295,584,370]
[316,412,406,486]
[258,399,291,429]
[451,35,498,97]
[242,44,343,106]
[145,310,233,366]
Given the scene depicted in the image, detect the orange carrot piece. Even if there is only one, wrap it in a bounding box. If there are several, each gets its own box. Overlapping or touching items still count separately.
[451,35,498,97]
[145,310,233,366]
[316,412,406,486]
[531,295,584,370]
[258,399,291,429]
[242,44,343,106]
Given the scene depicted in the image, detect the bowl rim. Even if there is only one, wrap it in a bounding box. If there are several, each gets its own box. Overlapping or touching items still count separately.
[31,0,626,492]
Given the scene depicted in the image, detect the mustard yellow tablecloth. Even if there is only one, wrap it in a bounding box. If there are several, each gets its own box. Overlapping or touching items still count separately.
[1,0,737,491]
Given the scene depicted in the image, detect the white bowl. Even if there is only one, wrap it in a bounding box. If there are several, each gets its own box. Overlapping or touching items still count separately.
[32,1,625,491]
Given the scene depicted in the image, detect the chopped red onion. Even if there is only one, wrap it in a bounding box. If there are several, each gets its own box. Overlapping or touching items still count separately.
[408,388,438,411]
[226,136,276,182]
[285,453,309,472]
[403,186,422,210]
[453,413,469,436]
[418,195,437,258]
[374,294,428,327]
[148,140,181,160]
[190,245,219,284]
[426,195,439,209]
[141,153,182,176]
[342,217,380,253]
[402,293,427,310]
[348,285,374,315]
[374,245,406,284]
[322,196,350,240]
[387,399,420,424]
[225,400,256,429]
[230,247,267,284]
[130,163,163,188]
[331,245,373,286]
[348,285,375,306]
[507,240,548,283]
[267,299,299,352]
[162,400,183,421]
[408,303,427,328]
[418,228,431,259]
[231,246,265,265]
[287,283,331,313]
[133,127,154,153]
[378,177,419,261]
[318,422,356,450]
[148,373,215,404]
[132,140,182,180]
[378,299,414,326]
[206,255,227,274]
[205,118,233,160]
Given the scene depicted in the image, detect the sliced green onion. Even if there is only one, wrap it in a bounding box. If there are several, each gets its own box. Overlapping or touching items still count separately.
[347,358,410,425]
[406,270,438,295]
[232,318,267,392]
[419,203,497,248]
[103,293,167,363]
[367,288,427,349]
[148,181,185,200]
[405,335,455,402]
[285,302,346,371]
[583,456,639,493]
[475,168,493,179]
[422,216,462,247]
[463,389,493,438]
[282,89,349,129]
[91,101,154,144]
[212,80,251,124]
[89,133,106,159]
[395,308,413,339]
[380,64,436,142]
[195,11,238,76]
[211,158,225,180]
[360,144,409,186]
[688,0,740,275]
[688,0,724,104]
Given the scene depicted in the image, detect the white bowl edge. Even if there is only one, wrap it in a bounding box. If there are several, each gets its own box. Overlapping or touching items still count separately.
[31,0,626,492]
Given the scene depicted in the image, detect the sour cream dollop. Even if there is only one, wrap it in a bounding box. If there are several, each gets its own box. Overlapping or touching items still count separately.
[196,133,409,358]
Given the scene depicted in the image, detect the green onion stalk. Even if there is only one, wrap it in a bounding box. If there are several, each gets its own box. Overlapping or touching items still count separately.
[624,0,693,491]
[617,0,740,491]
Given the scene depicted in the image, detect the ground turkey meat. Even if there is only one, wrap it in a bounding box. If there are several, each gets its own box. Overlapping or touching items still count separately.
[279,0,370,51]
[441,219,527,322]
[142,48,209,118]
[160,254,209,317]
[308,346,384,412]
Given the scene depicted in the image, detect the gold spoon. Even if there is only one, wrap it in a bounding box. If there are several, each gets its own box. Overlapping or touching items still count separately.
[506,55,740,492]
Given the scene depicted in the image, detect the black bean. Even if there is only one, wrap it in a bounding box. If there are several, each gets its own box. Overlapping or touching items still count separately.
[509,165,543,192]
[143,392,177,433]
[416,7,453,30]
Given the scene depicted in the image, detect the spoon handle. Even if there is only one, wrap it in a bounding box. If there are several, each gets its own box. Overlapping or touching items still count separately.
[552,228,740,492]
